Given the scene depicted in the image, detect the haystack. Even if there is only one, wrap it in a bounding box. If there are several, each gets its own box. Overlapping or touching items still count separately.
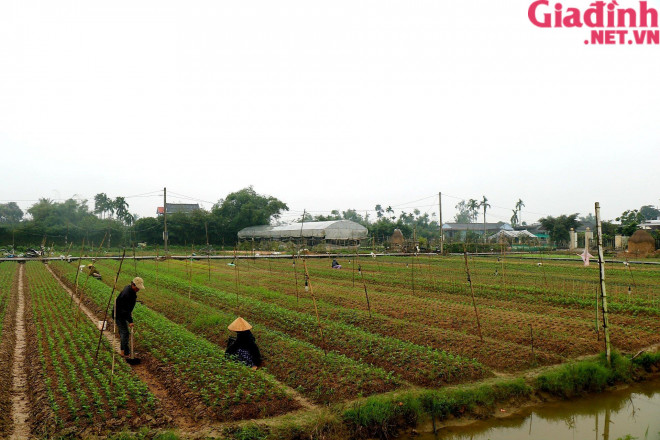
[628,229,655,256]
[390,229,405,250]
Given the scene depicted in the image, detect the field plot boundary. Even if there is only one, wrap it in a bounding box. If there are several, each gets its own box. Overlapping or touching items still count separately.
[9,263,29,439]
[45,264,216,429]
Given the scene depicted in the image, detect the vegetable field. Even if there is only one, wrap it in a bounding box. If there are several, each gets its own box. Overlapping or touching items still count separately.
[0,253,658,438]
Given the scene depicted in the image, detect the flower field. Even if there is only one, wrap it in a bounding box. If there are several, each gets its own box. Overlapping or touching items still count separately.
[1,253,659,438]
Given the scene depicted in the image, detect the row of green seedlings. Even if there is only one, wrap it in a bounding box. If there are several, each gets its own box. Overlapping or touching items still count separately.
[0,262,17,437]
[195,260,614,361]
[50,261,298,421]
[25,262,156,430]
[121,256,657,368]
[187,252,657,320]
[231,257,660,362]
[0,263,15,346]
[172,259,563,372]
[111,259,488,387]
[362,256,659,316]
[87,259,402,404]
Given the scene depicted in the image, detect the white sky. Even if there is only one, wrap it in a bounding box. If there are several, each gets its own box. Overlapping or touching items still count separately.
[1,0,659,225]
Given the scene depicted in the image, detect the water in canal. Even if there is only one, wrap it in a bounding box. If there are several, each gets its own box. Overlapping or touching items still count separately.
[401,379,660,440]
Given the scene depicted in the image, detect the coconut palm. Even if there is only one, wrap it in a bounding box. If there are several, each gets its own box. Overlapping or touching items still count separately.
[113,196,130,224]
[511,209,519,228]
[480,196,491,240]
[94,193,111,219]
[515,198,525,225]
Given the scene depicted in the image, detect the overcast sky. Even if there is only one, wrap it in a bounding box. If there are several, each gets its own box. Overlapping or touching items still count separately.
[1,0,658,225]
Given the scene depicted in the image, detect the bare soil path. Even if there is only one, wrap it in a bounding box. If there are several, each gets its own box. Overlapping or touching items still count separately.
[10,263,30,440]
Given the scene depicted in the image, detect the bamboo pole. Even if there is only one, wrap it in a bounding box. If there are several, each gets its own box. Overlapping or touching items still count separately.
[463,248,484,342]
[95,250,126,360]
[234,245,240,309]
[595,202,611,365]
[293,256,299,305]
[359,264,372,318]
[76,233,107,327]
[69,239,86,307]
[188,244,194,299]
[303,259,327,355]
[155,245,159,295]
[205,222,211,281]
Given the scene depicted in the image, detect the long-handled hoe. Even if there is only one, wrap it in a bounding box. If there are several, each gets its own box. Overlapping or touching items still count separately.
[126,327,141,365]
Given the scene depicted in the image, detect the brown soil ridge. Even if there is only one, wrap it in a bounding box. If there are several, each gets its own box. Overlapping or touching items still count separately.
[10,263,30,439]
[45,264,198,429]
[0,264,19,437]
[47,264,317,425]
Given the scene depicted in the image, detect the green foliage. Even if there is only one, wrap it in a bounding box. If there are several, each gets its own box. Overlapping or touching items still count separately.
[617,209,647,236]
[0,202,23,224]
[211,186,288,245]
[538,213,581,245]
[228,424,268,440]
[632,352,660,371]
[536,352,632,398]
[345,379,530,439]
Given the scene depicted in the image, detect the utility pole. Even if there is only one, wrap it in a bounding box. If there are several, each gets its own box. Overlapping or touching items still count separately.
[595,202,611,365]
[163,187,168,253]
[438,192,443,254]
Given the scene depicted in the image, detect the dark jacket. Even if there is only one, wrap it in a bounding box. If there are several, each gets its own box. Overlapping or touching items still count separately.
[114,284,137,323]
[226,330,262,367]
[332,259,339,267]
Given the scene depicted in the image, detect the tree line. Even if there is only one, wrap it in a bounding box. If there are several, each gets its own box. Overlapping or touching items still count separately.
[1,189,657,250]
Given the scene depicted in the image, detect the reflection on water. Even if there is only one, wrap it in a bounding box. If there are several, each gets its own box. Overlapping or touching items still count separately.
[400,379,660,440]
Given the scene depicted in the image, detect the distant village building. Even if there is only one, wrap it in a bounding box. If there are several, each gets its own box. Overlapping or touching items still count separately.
[442,222,513,241]
[238,220,368,247]
[640,217,660,231]
[157,203,200,215]
[628,229,656,256]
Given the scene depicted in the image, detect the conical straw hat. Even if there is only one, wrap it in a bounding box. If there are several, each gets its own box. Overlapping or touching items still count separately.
[228,317,252,332]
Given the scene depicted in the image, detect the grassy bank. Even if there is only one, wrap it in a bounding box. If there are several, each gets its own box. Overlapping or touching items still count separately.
[104,350,660,440]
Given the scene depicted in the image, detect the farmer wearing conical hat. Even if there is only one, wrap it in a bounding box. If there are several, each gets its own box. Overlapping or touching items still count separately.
[225,317,262,370]
[114,277,145,358]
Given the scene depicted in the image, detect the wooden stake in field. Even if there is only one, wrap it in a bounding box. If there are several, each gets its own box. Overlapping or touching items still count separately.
[132,243,137,276]
[69,239,86,308]
[75,233,107,327]
[233,245,240,309]
[463,248,484,342]
[188,244,194,299]
[155,245,159,295]
[205,222,211,281]
[595,202,612,365]
[95,250,126,360]
[359,264,372,318]
[293,256,300,306]
[303,260,327,355]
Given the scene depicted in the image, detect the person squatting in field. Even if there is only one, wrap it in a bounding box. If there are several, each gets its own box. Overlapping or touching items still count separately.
[225,317,262,370]
[332,258,342,269]
[114,277,145,357]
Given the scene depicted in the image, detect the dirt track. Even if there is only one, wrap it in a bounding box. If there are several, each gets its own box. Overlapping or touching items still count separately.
[10,263,30,439]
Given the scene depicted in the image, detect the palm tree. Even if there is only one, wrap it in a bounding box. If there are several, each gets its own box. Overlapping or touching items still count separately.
[515,198,525,225]
[94,193,110,219]
[480,196,491,240]
[511,209,519,228]
[114,197,130,224]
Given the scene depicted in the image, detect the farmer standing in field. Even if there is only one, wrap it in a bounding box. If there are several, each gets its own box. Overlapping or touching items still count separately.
[114,277,145,358]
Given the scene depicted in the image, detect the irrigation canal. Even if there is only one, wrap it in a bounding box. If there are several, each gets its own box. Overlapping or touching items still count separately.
[398,378,660,440]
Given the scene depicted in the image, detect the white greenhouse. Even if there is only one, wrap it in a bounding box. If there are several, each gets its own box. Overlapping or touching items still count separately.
[238,220,368,245]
